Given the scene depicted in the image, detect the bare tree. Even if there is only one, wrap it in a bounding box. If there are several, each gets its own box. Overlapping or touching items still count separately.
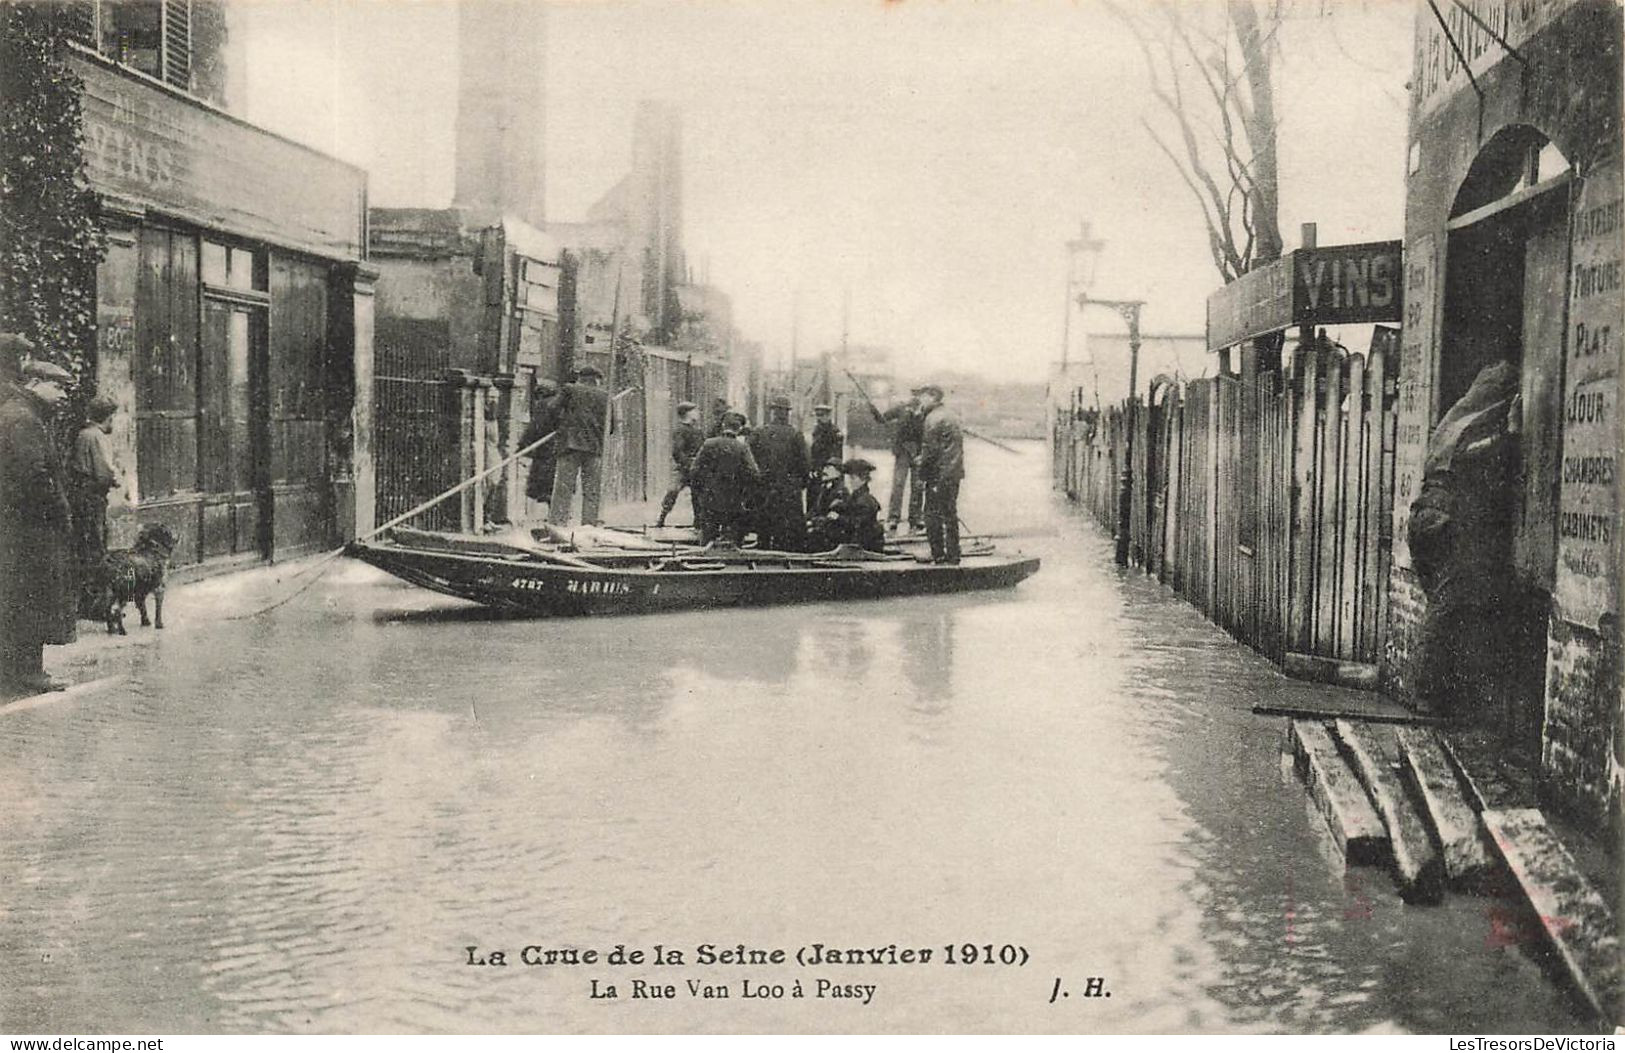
[1105,0,1285,282]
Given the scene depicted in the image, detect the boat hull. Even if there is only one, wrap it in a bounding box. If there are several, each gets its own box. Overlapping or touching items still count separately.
[348,540,1041,617]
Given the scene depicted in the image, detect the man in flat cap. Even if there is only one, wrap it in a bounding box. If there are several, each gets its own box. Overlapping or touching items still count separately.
[807,403,844,509]
[747,393,810,551]
[690,410,760,545]
[656,400,704,528]
[915,384,965,564]
[0,358,79,695]
[548,364,612,526]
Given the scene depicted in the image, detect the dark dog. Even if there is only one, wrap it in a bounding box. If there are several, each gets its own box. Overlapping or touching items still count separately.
[102,524,178,635]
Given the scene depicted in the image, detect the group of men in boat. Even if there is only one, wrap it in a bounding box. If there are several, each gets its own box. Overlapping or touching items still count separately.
[528,367,966,564]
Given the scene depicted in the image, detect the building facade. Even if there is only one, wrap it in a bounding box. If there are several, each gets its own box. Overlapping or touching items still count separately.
[1385,0,1623,829]
[68,16,375,573]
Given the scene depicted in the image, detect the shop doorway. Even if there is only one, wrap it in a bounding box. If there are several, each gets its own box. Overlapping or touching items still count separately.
[200,297,271,561]
[1438,126,1570,761]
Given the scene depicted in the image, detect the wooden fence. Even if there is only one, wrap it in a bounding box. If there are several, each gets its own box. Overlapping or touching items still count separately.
[1055,332,1398,671]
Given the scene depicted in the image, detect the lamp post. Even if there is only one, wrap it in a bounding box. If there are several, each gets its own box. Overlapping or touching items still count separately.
[1062,222,1103,373]
[1073,240,1145,567]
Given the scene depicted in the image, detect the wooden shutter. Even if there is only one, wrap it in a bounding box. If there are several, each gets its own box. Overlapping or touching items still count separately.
[161,0,191,90]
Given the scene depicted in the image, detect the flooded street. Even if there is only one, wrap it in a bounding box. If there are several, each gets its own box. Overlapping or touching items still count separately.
[0,444,1589,1034]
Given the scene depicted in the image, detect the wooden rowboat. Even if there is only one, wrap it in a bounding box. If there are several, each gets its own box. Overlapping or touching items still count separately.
[345,528,1041,617]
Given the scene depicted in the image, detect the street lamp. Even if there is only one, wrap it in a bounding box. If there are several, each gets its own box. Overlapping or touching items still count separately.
[1071,232,1146,568]
[1062,222,1103,371]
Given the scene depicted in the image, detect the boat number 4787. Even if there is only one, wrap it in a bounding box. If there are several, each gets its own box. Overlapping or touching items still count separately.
[510,577,633,595]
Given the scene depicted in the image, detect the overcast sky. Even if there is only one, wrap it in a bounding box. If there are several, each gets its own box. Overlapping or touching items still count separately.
[242,0,1415,381]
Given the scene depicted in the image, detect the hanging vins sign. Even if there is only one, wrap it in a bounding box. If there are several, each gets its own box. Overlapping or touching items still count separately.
[1207,241,1403,351]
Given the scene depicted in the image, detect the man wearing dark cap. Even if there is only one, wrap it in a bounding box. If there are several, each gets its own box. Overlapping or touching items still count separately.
[915,384,965,564]
[71,394,120,615]
[807,403,844,508]
[747,393,810,551]
[656,400,704,528]
[548,364,612,526]
[690,410,760,544]
[0,359,78,695]
[871,388,926,534]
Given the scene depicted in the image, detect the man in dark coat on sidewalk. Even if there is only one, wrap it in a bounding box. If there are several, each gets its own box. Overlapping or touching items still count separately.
[1407,360,1527,723]
[916,384,965,564]
[690,411,760,544]
[548,365,612,526]
[747,393,810,551]
[0,358,78,696]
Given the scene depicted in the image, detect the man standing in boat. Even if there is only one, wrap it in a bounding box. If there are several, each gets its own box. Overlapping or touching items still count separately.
[747,393,810,552]
[871,388,926,535]
[916,384,964,564]
[807,403,844,508]
[548,364,612,527]
[690,410,760,545]
[656,401,704,528]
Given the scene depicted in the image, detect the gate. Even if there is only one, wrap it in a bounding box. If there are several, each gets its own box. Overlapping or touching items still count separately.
[373,374,461,532]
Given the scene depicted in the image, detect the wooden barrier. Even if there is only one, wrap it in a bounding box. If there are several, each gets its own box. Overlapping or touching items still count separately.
[1054,332,1397,670]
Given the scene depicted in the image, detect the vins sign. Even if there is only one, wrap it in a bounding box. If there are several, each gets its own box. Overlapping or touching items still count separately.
[1207,240,1403,351]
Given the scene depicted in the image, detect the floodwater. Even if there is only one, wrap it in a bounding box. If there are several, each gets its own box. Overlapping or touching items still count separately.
[0,443,1593,1034]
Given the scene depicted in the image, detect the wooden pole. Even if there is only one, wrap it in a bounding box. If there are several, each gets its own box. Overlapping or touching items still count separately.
[595,265,625,520]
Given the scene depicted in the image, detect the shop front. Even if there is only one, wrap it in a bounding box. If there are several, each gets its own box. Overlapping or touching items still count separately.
[1389,0,1622,827]
[73,48,376,572]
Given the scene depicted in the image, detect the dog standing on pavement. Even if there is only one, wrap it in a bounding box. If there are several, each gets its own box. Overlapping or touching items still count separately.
[101,524,178,635]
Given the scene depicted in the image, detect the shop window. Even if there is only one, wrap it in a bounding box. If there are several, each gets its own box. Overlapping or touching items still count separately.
[201,240,265,292]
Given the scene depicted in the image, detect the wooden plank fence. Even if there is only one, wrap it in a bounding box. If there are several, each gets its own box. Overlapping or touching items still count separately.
[1053,330,1398,669]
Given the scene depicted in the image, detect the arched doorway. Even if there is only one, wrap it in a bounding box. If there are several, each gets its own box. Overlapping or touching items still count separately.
[1437,124,1572,761]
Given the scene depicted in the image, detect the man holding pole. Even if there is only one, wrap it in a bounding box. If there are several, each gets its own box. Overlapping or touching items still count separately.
[844,370,925,535]
[548,365,611,526]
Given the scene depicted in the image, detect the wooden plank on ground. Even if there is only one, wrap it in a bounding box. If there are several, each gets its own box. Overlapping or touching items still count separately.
[1287,719,1388,866]
[1334,720,1444,903]
[1481,808,1622,1025]
[1396,727,1492,884]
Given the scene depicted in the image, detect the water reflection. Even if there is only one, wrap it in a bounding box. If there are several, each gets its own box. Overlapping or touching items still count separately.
[0,444,1596,1034]
[899,610,954,711]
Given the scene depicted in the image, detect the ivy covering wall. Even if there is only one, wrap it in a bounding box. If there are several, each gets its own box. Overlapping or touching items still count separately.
[0,1,105,394]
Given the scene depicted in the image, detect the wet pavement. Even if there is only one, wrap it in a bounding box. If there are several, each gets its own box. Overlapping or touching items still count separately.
[0,443,1594,1033]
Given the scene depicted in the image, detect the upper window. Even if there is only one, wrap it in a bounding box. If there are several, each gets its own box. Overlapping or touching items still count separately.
[71,0,228,107]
